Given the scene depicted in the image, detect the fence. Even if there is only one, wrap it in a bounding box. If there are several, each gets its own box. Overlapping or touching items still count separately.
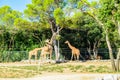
[61,48,118,60]
[0,48,118,62]
[0,51,28,62]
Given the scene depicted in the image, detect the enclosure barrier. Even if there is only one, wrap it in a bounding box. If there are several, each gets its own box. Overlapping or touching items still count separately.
[0,48,118,62]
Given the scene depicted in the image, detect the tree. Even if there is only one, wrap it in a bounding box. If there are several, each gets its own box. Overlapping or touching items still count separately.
[24,0,68,61]
[0,6,22,50]
[78,0,120,71]
[111,0,120,71]
[0,6,22,27]
[83,15,102,59]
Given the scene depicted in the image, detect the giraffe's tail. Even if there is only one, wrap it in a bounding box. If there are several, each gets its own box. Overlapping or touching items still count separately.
[35,48,43,51]
[38,48,43,50]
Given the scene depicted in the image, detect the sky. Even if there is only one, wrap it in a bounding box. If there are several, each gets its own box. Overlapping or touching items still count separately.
[0,0,97,12]
[0,0,31,12]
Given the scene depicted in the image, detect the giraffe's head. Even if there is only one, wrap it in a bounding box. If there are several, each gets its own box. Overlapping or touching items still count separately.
[45,39,50,43]
[65,40,69,44]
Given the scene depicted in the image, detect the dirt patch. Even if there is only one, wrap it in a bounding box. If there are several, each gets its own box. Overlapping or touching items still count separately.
[0,60,119,80]
[0,73,120,80]
[0,60,112,67]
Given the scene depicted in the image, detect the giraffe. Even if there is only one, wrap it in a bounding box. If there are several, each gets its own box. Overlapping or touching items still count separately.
[29,48,42,63]
[39,38,53,61]
[65,40,80,61]
[39,33,57,61]
[40,46,51,61]
[40,43,53,60]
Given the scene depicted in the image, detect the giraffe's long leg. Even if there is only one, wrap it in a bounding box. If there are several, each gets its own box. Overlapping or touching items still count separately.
[50,54,52,60]
[35,54,37,63]
[40,53,43,61]
[74,54,77,60]
[50,52,52,60]
[77,54,79,60]
[73,54,74,60]
[44,53,46,60]
[29,53,31,64]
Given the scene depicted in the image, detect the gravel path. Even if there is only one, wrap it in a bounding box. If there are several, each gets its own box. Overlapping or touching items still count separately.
[0,73,120,80]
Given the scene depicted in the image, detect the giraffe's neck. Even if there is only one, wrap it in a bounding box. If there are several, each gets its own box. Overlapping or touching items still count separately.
[49,37,53,45]
[49,33,56,45]
[67,42,74,50]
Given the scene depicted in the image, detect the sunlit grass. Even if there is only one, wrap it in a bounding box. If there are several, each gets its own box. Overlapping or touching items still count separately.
[0,62,119,78]
[0,67,38,78]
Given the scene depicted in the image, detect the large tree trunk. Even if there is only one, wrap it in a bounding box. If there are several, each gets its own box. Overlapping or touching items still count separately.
[114,2,120,71]
[116,48,120,71]
[49,21,62,61]
[118,22,120,37]
[116,21,120,71]
[106,32,116,71]
[87,40,92,59]
[87,47,92,60]
[50,33,60,61]
[53,40,60,61]
[93,39,101,60]
[93,42,98,59]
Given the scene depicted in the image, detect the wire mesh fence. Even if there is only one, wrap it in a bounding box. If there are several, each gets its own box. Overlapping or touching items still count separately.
[0,48,118,62]
[0,51,28,62]
[60,48,118,60]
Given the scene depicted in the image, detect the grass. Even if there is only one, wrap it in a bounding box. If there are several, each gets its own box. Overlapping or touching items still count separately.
[0,61,119,78]
[0,67,38,78]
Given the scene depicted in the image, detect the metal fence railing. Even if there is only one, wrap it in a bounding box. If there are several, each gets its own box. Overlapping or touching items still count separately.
[60,48,118,60]
[0,51,28,62]
[0,48,118,62]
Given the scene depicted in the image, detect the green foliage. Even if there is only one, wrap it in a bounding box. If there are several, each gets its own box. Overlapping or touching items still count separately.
[54,8,65,26]
[90,1,98,7]
[0,6,22,27]
[0,0,120,62]
[77,1,84,9]
[43,0,54,11]
[98,0,120,48]
[65,12,83,29]
[14,18,31,30]
[55,34,61,40]
[72,12,82,24]
[99,0,114,20]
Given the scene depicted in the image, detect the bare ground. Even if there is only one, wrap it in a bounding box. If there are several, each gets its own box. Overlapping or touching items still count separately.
[0,60,120,80]
[0,73,120,80]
